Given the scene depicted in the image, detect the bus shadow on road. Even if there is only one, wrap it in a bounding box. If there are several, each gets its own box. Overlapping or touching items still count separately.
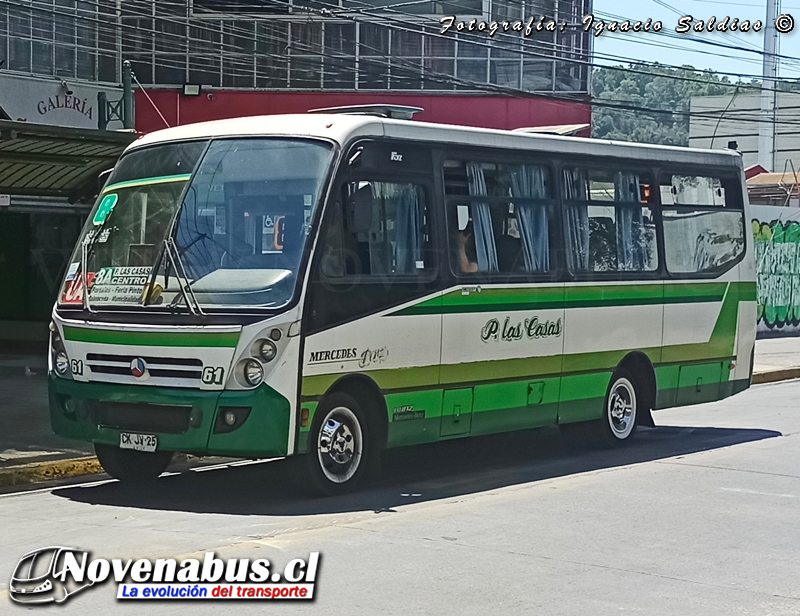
[53,424,780,516]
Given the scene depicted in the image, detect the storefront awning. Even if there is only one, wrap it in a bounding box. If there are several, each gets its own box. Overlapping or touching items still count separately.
[0,120,137,199]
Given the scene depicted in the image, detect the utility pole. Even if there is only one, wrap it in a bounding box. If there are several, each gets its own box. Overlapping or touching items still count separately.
[97,60,134,130]
[122,60,133,130]
[758,0,779,171]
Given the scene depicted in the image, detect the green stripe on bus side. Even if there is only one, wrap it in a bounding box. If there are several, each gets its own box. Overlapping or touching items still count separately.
[388,281,738,316]
[300,363,745,452]
[62,325,240,348]
[302,281,751,397]
[102,173,192,193]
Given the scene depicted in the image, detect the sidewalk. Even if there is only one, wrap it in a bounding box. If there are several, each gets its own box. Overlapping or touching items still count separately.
[1,338,799,487]
[752,337,800,384]
[0,354,96,485]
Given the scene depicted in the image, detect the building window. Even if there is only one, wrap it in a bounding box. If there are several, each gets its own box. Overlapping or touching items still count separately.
[3,0,591,95]
[256,22,288,88]
[323,23,355,89]
[289,21,322,89]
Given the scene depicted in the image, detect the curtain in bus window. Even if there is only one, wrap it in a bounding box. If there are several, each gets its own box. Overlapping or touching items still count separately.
[362,182,386,276]
[614,171,646,271]
[563,168,589,271]
[391,183,421,274]
[510,164,549,272]
[466,163,499,272]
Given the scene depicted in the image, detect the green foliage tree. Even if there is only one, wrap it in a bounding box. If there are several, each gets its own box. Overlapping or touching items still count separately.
[591,63,746,146]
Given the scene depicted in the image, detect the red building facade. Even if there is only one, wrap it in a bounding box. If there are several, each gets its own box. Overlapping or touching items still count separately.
[135,90,591,134]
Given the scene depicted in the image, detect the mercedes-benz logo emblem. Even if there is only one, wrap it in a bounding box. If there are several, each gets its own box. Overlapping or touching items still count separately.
[130,357,147,378]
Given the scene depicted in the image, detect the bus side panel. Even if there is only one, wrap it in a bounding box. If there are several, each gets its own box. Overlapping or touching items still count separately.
[298,293,443,454]
[438,284,564,436]
[730,183,757,388]
[385,389,445,447]
[558,283,664,424]
[657,277,751,408]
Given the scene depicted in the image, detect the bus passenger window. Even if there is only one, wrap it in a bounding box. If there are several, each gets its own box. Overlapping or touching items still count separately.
[563,168,657,273]
[660,174,744,274]
[444,160,553,275]
[320,181,431,279]
[320,201,359,278]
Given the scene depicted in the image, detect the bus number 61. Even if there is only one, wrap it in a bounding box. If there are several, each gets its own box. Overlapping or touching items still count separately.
[201,367,225,385]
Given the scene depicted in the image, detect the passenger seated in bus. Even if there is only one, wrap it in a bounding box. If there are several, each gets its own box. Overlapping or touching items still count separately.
[493,211,524,272]
[454,219,479,273]
[496,232,522,272]
[320,202,360,277]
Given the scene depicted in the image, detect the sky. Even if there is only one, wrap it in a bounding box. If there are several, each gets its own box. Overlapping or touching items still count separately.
[592,0,800,81]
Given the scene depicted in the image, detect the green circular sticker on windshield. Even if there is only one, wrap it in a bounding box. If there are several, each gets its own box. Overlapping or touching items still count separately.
[93,193,118,226]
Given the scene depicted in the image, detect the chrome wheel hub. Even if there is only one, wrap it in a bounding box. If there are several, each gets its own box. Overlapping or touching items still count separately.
[608,378,636,438]
[317,406,363,483]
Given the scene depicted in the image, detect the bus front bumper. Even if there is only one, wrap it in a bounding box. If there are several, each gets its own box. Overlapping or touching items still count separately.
[48,375,291,458]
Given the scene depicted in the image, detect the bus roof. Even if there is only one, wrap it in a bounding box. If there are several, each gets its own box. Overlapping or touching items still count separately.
[130,113,743,169]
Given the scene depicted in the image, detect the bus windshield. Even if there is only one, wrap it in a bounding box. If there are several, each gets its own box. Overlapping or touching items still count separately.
[60,137,334,310]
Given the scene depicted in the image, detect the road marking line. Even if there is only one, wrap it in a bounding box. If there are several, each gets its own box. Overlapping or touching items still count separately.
[722,487,799,499]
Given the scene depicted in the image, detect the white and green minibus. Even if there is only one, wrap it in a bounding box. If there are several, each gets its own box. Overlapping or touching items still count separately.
[49,107,756,495]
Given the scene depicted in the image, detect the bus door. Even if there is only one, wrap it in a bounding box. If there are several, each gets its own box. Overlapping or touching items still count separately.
[303,142,442,448]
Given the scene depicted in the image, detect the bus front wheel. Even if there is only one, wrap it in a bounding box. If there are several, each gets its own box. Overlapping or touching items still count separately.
[94,443,173,483]
[303,392,370,497]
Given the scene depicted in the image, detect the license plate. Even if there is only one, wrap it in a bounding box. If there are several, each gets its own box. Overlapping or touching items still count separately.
[119,432,157,453]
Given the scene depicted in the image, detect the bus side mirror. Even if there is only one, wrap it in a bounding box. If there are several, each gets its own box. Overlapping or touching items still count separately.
[348,184,373,233]
[97,168,114,193]
[348,147,363,168]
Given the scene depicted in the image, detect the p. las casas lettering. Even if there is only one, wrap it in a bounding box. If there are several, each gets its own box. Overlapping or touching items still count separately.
[481,316,562,342]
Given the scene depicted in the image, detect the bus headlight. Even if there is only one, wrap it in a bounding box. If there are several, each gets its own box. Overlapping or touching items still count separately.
[243,359,264,387]
[51,329,70,376]
[258,339,278,362]
[54,350,69,375]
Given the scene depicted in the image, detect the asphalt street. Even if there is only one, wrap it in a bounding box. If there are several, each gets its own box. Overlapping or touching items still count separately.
[1,380,799,615]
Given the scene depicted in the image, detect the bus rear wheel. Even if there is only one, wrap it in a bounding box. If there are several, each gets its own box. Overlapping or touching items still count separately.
[601,368,639,445]
[303,392,369,497]
[94,443,173,483]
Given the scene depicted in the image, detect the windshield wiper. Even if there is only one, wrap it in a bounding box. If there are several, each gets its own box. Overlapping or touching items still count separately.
[75,190,121,313]
[163,237,205,316]
[80,238,95,314]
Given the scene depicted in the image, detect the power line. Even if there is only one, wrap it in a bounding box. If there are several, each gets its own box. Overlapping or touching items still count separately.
[591,7,800,66]
[6,0,799,91]
[6,0,800,129]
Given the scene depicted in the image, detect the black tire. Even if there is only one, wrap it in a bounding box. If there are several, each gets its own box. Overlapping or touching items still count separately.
[300,392,370,497]
[599,367,640,446]
[94,443,173,483]
[559,369,642,448]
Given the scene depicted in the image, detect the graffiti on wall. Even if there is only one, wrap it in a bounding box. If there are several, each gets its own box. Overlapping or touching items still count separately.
[752,205,800,337]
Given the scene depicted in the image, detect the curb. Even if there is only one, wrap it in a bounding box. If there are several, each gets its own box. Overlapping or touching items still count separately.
[752,367,800,385]
[0,456,102,488]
